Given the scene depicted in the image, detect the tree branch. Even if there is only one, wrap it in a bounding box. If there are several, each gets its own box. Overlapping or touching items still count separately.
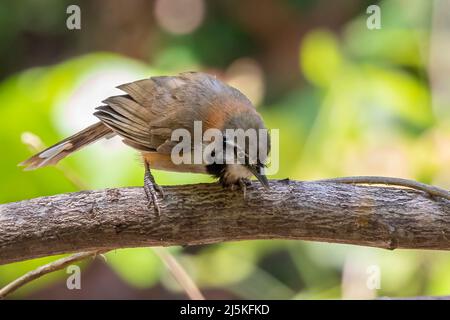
[1,179,450,265]
[0,250,103,298]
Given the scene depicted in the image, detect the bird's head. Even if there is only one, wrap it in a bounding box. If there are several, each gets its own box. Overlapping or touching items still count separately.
[218,111,271,189]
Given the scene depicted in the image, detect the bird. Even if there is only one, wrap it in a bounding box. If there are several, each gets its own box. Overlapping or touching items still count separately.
[20,71,271,214]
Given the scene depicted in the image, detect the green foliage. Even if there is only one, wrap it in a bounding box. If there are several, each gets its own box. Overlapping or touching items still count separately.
[106,249,163,288]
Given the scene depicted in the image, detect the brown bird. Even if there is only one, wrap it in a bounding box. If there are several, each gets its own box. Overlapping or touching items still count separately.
[20,72,271,214]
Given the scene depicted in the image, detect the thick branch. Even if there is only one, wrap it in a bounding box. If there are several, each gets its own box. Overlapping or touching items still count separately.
[1,179,449,265]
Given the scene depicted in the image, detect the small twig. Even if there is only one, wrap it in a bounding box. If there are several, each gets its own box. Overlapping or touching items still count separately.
[0,250,103,299]
[153,247,205,300]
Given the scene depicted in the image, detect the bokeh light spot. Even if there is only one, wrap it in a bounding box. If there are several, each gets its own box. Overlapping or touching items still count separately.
[154,0,205,35]
[226,58,265,107]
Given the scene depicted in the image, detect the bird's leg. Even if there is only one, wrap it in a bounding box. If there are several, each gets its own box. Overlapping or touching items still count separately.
[144,160,164,215]
[238,178,252,199]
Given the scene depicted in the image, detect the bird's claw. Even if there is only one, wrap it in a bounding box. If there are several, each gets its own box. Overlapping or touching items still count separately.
[154,183,165,199]
[144,176,162,215]
[238,178,252,199]
[144,162,164,216]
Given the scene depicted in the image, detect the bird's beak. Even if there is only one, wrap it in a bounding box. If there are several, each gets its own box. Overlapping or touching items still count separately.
[248,166,270,190]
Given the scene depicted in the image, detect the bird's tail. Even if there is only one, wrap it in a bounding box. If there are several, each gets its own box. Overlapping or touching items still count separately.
[19,122,113,170]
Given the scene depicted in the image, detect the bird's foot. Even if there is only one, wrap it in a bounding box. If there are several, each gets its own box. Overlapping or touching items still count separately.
[144,164,164,215]
[223,179,252,198]
[238,178,252,199]
[153,182,165,199]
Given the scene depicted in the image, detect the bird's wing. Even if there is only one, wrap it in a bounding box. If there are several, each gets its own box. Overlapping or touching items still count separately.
[94,72,253,153]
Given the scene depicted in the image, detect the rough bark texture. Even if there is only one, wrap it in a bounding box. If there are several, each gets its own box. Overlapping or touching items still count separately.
[1,179,450,265]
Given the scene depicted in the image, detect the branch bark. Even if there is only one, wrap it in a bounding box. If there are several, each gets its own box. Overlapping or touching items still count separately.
[1,179,450,265]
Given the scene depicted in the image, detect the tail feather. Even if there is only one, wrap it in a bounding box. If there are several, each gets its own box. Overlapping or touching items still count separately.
[20,122,113,170]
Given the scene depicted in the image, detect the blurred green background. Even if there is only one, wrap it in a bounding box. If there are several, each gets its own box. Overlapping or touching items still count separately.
[1,0,449,299]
